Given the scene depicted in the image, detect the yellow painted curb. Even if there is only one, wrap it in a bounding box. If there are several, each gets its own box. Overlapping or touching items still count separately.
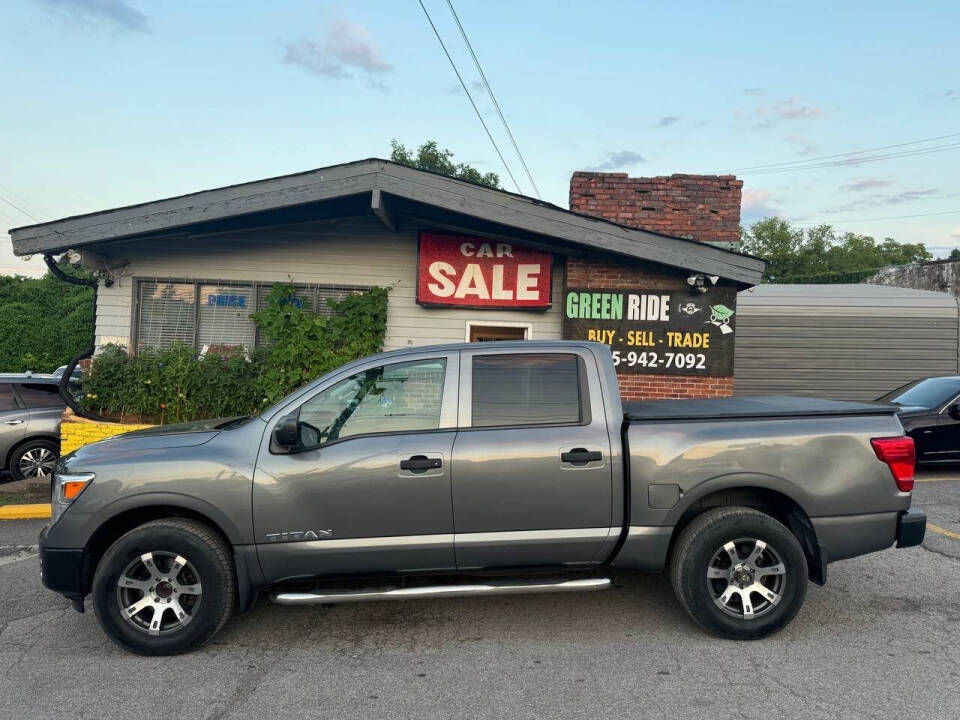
[0,503,52,520]
[927,522,960,541]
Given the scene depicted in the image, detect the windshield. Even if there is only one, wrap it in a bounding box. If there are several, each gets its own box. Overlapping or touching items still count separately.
[877,377,960,408]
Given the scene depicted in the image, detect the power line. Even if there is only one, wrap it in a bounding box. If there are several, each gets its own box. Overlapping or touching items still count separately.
[737,142,960,175]
[791,208,960,225]
[444,0,540,199]
[731,131,960,172]
[0,191,42,224]
[417,0,521,193]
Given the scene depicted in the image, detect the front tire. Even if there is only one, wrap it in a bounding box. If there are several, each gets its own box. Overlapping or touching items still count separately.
[670,507,808,640]
[92,518,235,655]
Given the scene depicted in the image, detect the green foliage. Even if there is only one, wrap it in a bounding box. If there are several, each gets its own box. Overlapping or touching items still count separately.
[949,248,960,261]
[0,264,94,372]
[250,284,389,403]
[740,218,932,283]
[81,285,389,424]
[390,139,501,189]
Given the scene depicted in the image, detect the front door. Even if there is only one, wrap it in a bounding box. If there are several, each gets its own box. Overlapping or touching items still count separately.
[931,399,960,461]
[451,348,614,569]
[253,353,459,582]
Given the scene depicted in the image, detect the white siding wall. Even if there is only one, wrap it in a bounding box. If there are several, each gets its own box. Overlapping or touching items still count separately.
[92,217,563,352]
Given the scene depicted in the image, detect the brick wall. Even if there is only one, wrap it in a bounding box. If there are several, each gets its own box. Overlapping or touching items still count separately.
[569,172,742,245]
[61,416,154,455]
[566,257,734,401]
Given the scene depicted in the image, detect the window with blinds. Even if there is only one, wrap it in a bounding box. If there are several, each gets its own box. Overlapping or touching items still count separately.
[135,280,368,352]
[137,281,196,350]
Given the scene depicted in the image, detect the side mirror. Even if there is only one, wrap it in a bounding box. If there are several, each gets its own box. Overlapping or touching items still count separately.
[272,413,300,451]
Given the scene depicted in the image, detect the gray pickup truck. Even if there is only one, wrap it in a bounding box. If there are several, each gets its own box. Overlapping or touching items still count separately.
[39,341,926,655]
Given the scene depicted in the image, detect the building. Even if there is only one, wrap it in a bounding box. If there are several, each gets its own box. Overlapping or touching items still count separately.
[734,283,960,400]
[9,160,763,400]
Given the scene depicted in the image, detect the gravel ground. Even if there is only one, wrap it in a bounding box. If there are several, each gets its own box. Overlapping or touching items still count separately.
[1,471,958,720]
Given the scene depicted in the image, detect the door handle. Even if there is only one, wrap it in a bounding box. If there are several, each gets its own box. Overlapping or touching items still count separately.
[3,420,24,426]
[561,448,602,465]
[400,455,443,472]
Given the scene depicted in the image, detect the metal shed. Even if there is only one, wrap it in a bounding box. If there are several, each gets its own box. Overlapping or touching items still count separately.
[734,284,960,400]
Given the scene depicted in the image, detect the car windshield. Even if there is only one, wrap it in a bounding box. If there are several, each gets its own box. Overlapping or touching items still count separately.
[877,378,960,408]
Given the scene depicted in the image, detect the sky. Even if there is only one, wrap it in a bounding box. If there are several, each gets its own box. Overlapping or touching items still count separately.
[1,0,959,276]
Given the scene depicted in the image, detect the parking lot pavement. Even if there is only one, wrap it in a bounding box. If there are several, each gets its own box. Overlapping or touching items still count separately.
[3,481,960,720]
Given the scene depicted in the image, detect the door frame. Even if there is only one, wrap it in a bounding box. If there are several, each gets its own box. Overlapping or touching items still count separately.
[464,320,532,342]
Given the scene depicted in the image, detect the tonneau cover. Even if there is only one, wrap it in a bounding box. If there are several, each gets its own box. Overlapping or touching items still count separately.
[624,395,899,422]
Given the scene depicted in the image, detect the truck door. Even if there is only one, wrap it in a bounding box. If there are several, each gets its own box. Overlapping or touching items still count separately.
[253,352,459,582]
[451,348,614,569]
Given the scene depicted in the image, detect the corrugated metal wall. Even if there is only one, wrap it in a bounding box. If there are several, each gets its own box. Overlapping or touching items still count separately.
[734,284,960,400]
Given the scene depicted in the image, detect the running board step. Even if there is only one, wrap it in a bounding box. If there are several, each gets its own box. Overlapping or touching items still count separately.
[270,577,611,605]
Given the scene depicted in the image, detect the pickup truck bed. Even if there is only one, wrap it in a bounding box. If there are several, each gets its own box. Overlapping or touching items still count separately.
[624,395,900,421]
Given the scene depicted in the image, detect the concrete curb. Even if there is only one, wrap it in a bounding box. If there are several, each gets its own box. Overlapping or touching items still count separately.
[0,504,52,520]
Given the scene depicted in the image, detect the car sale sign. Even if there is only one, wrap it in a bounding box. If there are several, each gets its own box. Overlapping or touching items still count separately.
[417,232,552,309]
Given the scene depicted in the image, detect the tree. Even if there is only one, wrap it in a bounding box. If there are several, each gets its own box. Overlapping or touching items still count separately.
[0,264,94,372]
[740,218,932,283]
[390,139,500,189]
[948,248,960,261]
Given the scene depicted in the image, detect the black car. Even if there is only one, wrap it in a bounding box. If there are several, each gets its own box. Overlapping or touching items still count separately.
[877,376,960,464]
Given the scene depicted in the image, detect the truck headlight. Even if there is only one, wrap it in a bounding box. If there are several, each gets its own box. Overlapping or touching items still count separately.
[51,472,95,524]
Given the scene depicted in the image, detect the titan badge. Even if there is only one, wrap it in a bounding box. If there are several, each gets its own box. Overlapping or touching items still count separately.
[264,530,334,543]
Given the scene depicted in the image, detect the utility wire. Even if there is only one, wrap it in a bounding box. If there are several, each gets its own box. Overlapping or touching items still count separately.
[444,0,540,198]
[737,142,960,175]
[731,131,960,172]
[791,208,960,225]
[417,0,521,193]
[0,191,42,224]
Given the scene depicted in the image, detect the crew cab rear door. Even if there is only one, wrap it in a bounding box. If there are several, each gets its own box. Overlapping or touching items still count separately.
[451,347,614,569]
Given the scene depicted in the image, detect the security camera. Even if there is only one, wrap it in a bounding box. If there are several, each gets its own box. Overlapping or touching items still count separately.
[687,274,708,294]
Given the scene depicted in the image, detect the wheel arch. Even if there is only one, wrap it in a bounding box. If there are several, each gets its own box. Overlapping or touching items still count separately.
[665,475,824,585]
[81,501,259,611]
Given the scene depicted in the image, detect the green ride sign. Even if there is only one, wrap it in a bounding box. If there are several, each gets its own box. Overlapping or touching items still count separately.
[561,287,737,376]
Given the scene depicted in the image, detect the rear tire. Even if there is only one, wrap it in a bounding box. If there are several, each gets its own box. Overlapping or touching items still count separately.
[9,439,58,482]
[92,518,235,655]
[669,506,808,640]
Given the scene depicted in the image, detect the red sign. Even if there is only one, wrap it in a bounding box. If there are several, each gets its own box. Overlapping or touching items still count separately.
[417,233,552,309]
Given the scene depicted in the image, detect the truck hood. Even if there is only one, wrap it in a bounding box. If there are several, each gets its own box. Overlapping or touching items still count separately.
[64,417,249,463]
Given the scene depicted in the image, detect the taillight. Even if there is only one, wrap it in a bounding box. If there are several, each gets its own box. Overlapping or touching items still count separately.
[871,437,915,492]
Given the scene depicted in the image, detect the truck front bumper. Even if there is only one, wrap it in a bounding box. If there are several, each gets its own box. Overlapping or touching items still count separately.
[38,525,89,610]
[896,507,926,548]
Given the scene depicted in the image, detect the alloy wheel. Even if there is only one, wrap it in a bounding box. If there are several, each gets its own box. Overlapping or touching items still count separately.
[18,447,56,478]
[116,551,203,635]
[706,538,786,620]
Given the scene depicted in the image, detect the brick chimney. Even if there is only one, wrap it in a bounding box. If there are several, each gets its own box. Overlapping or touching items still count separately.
[569,172,742,246]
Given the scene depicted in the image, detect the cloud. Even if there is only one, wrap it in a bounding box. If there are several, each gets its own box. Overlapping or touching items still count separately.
[736,97,823,128]
[281,18,392,81]
[36,0,149,32]
[584,150,645,172]
[926,89,960,101]
[784,134,820,156]
[741,189,780,219]
[654,116,679,128]
[952,228,960,240]
[824,188,940,213]
[839,177,894,192]
[743,87,766,96]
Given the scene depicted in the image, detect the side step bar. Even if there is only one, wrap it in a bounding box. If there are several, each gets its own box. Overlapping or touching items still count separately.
[271,577,611,606]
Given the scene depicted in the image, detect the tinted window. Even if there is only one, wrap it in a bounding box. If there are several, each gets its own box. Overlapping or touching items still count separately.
[16,383,66,409]
[879,378,960,409]
[0,385,17,412]
[297,359,446,448]
[471,353,581,428]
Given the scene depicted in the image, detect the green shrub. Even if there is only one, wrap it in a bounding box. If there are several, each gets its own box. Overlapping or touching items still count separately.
[81,284,389,424]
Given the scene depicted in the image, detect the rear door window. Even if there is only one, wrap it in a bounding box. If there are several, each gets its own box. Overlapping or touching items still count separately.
[471,353,582,428]
[0,385,18,411]
[16,383,66,409]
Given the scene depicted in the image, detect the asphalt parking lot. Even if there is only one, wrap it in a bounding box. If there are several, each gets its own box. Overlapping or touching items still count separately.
[2,471,959,720]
